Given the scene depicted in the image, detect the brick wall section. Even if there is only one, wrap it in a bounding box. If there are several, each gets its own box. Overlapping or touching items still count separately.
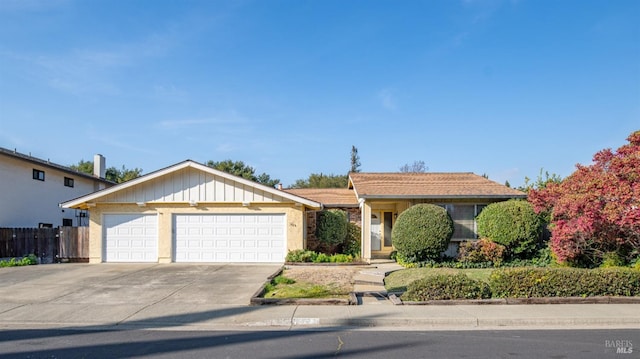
[305,208,361,252]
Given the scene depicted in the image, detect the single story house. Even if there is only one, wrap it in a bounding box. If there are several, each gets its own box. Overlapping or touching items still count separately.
[288,173,526,260]
[61,160,321,263]
[61,160,525,264]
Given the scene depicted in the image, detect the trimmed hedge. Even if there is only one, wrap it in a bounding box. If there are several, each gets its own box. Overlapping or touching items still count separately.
[343,222,361,257]
[285,250,354,263]
[316,209,348,246]
[490,267,640,298]
[392,204,454,263]
[403,274,492,301]
[476,200,541,258]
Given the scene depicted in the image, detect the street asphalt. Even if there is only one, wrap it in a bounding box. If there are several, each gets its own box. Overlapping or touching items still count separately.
[0,263,638,332]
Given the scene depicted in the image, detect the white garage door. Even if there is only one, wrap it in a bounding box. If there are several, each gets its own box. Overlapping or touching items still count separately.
[174,214,286,263]
[103,214,158,262]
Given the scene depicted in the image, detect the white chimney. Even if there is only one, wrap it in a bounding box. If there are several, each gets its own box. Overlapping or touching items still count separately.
[93,154,106,179]
[277,183,283,190]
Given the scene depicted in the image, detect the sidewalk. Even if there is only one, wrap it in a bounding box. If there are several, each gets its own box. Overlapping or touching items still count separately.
[1,302,637,332]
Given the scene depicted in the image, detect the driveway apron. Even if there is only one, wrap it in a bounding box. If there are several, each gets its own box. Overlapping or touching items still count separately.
[0,263,281,328]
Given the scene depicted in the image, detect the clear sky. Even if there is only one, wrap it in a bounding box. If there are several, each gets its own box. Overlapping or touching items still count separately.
[1,0,638,188]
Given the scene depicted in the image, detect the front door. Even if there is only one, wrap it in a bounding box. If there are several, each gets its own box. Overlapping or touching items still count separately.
[371,211,394,253]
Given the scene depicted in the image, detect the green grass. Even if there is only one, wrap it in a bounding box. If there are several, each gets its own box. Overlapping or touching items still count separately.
[263,275,349,299]
[384,267,494,292]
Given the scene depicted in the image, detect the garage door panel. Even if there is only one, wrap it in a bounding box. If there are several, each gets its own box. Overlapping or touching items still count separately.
[104,214,158,263]
[174,214,286,263]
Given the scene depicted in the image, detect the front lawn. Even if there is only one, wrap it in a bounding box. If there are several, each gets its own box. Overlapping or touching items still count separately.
[262,273,352,299]
[384,267,493,292]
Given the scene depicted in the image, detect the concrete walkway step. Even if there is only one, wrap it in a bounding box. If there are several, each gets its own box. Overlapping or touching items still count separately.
[352,262,404,305]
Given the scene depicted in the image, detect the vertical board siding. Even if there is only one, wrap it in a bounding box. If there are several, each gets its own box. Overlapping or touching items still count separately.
[91,167,291,204]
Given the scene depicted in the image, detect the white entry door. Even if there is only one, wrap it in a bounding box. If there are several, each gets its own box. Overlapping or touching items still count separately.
[174,214,286,263]
[103,214,158,262]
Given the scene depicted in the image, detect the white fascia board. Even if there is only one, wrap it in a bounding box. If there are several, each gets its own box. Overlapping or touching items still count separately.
[347,174,362,201]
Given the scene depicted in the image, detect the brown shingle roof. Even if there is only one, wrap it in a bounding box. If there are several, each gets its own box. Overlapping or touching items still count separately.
[348,172,526,199]
[283,188,359,207]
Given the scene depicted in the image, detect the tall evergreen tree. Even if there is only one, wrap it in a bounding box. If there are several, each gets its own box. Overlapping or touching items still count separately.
[350,145,361,173]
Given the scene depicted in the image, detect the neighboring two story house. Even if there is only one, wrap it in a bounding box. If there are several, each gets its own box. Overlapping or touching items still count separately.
[0,147,113,228]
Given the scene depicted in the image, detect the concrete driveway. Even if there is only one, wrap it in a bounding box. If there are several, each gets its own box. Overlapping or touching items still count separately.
[0,263,281,329]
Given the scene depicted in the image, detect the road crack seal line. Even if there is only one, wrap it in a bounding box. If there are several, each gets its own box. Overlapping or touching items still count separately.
[335,335,344,355]
[288,305,299,330]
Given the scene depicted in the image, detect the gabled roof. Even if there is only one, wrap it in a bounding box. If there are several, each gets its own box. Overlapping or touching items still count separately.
[283,188,359,207]
[61,160,322,209]
[348,172,526,199]
[0,146,113,185]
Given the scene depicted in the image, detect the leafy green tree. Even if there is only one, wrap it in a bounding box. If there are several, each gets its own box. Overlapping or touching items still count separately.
[70,160,142,183]
[290,173,348,188]
[519,169,563,194]
[106,166,143,183]
[69,160,94,174]
[206,159,280,187]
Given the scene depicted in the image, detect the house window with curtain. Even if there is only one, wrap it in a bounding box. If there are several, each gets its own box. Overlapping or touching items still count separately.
[442,204,487,240]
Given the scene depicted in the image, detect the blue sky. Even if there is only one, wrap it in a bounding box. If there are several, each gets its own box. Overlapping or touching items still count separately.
[1,0,638,187]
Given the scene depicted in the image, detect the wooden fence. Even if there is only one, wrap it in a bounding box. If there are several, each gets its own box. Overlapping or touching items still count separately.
[0,227,89,263]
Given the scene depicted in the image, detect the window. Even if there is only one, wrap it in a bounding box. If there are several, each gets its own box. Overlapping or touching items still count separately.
[64,177,74,187]
[448,205,476,240]
[441,204,487,240]
[62,218,73,226]
[33,169,45,181]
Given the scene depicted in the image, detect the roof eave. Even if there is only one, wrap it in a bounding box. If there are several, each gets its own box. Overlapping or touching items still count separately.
[61,160,323,209]
[359,194,527,200]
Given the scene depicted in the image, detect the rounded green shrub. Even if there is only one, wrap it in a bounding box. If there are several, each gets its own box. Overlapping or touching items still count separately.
[403,274,492,301]
[392,204,454,263]
[476,200,542,258]
[316,209,348,246]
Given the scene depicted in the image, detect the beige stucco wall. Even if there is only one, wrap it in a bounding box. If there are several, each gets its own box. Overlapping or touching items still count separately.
[88,202,306,263]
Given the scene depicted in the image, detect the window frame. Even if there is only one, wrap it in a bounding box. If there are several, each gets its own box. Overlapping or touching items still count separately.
[32,169,45,181]
[64,177,74,188]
